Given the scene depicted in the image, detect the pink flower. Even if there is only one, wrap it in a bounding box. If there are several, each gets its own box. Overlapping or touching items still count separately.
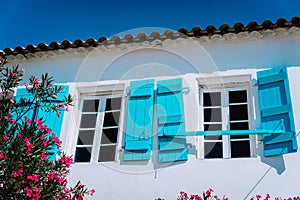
[60,156,73,168]
[17,133,22,138]
[47,172,56,181]
[24,116,31,125]
[24,83,31,91]
[9,119,16,123]
[11,73,17,77]
[24,137,33,156]
[9,99,14,104]
[25,187,32,197]
[3,135,9,141]
[256,194,262,199]
[27,174,39,182]
[40,152,47,161]
[1,93,6,97]
[0,153,7,160]
[21,68,25,74]
[265,194,270,199]
[66,106,69,112]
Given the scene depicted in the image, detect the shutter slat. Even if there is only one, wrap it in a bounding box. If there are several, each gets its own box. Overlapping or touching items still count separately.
[261,104,291,117]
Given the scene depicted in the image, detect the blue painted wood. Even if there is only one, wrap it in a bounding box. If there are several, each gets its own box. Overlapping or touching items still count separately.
[14,85,69,160]
[257,67,297,156]
[158,149,188,163]
[261,104,291,117]
[124,79,155,161]
[157,78,188,162]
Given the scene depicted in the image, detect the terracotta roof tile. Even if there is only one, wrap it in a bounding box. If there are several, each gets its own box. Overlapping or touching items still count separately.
[2,16,300,56]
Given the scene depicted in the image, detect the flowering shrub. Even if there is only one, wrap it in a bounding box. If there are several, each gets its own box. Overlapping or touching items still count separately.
[155,189,300,200]
[0,52,94,199]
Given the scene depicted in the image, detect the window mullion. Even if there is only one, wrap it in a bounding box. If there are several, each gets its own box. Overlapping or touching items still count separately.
[91,97,105,163]
[222,89,230,159]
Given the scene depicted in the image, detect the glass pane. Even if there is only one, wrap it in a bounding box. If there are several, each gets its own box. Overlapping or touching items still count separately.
[101,128,118,144]
[80,114,97,128]
[230,122,249,130]
[231,140,250,158]
[103,111,120,127]
[77,130,95,145]
[82,99,99,112]
[204,108,222,122]
[229,105,248,121]
[203,92,221,107]
[98,145,116,162]
[105,98,122,111]
[204,135,222,140]
[75,147,92,162]
[204,142,223,158]
[204,124,222,131]
[229,90,247,103]
[231,134,249,139]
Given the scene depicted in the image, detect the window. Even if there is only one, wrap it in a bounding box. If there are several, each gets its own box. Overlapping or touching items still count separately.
[74,95,122,162]
[200,87,254,159]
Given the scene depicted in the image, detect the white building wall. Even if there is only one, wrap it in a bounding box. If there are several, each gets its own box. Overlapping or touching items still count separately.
[11,36,300,199]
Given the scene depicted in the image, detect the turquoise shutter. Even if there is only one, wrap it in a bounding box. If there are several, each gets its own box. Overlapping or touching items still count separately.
[124,79,154,161]
[257,67,298,156]
[15,85,69,159]
[37,85,69,159]
[14,88,35,121]
[157,78,188,162]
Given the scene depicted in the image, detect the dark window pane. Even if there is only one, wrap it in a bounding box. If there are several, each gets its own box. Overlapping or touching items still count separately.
[103,112,120,127]
[98,145,116,162]
[204,108,222,122]
[230,122,249,130]
[204,124,222,131]
[229,90,247,103]
[231,141,250,158]
[105,98,122,111]
[231,135,249,139]
[204,142,223,158]
[203,92,221,106]
[80,114,97,128]
[82,100,99,112]
[204,135,222,140]
[229,105,248,121]
[75,147,92,162]
[101,128,118,144]
[77,130,95,145]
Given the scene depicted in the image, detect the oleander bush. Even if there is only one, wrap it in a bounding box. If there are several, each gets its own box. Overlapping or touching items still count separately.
[0,52,94,199]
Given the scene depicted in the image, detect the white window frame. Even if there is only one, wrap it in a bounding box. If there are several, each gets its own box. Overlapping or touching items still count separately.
[72,83,125,163]
[198,75,256,159]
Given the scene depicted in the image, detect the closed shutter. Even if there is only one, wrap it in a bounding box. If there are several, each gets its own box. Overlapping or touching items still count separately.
[124,79,154,161]
[157,78,188,162]
[257,67,298,156]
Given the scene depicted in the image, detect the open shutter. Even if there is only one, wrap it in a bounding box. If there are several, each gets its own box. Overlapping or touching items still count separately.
[14,85,69,159]
[37,85,69,159]
[124,79,154,161]
[257,67,297,156]
[157,78,188,162]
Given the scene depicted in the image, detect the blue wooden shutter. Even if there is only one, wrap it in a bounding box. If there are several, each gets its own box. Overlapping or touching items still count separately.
[124,79,155,161]
[37,85,69,158]
[157,78,188,162]
[15,85,69,159]
[257,67,298,156]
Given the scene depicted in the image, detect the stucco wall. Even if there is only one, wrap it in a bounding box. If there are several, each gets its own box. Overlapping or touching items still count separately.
[11,36,300,199]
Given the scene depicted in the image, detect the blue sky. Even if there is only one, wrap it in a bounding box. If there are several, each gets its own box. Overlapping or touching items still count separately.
[0,0,299,49]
